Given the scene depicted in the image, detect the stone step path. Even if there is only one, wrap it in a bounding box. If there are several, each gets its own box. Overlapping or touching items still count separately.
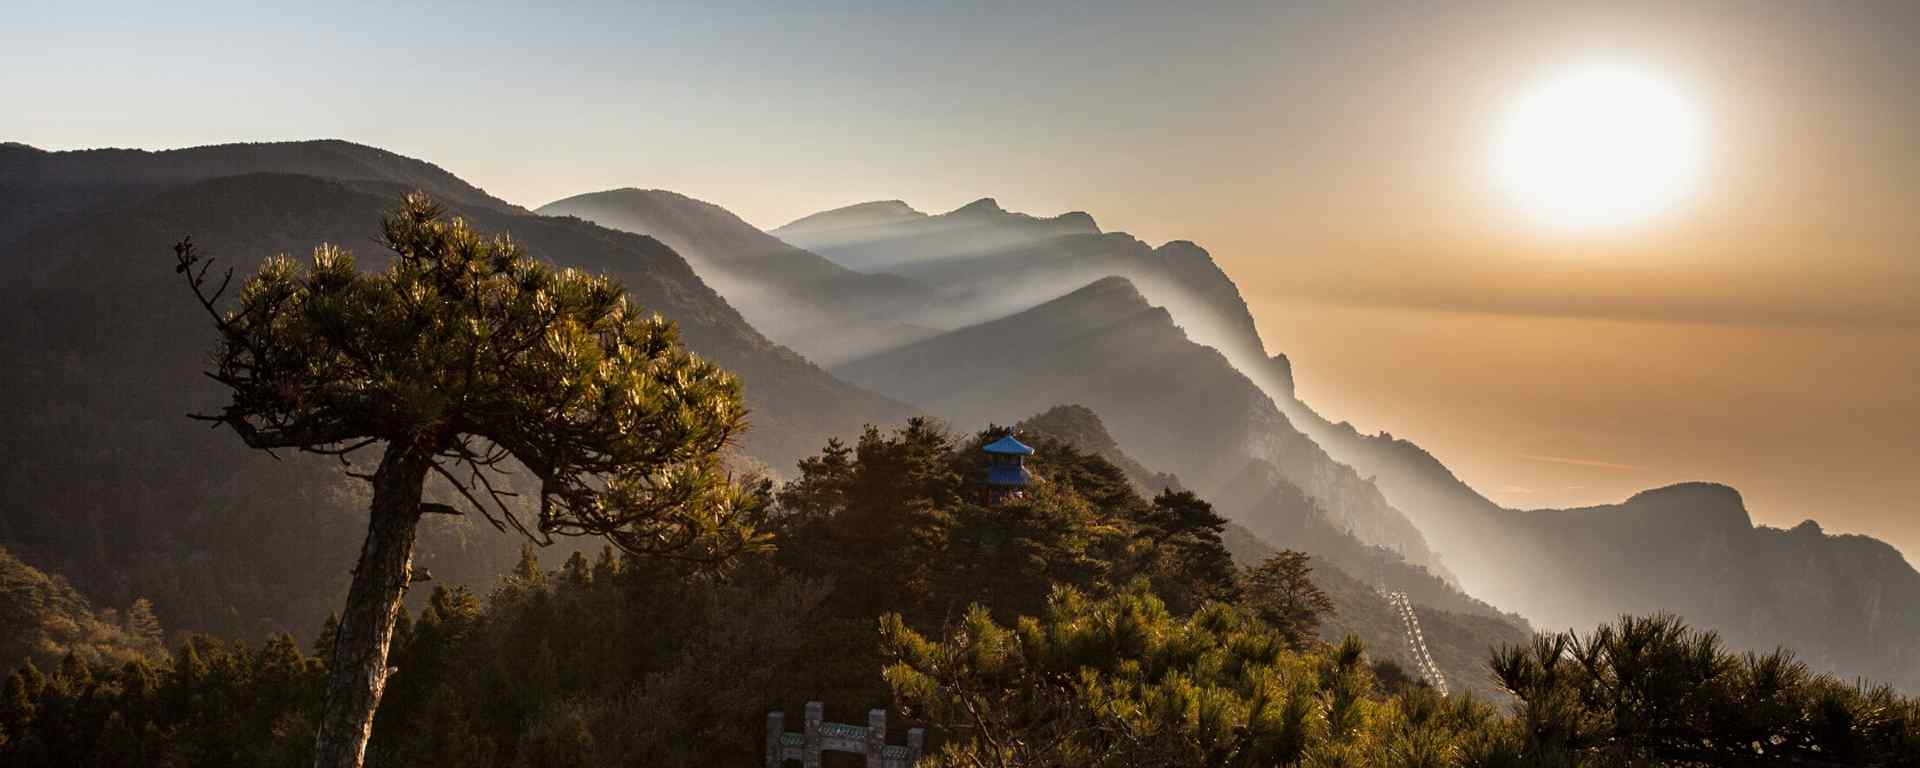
[1383,590,1449,697]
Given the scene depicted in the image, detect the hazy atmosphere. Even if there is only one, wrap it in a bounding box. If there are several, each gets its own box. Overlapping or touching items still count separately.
[12,0,1912,557]
[9,2,1920,764]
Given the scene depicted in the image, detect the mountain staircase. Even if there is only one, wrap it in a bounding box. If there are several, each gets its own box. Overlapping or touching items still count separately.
[1383,590,1449,696]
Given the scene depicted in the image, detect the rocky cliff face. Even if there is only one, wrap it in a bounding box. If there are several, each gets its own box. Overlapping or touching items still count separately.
[834,277,1446,577]
[1502,485,1920,689]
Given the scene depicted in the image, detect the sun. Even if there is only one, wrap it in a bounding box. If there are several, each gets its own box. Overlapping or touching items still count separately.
[1492,62,1707,233]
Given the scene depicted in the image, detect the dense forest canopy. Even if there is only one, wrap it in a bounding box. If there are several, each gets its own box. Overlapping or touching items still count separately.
[4,413,1917,766]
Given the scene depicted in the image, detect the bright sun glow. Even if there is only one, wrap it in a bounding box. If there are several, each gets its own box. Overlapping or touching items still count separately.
[1493,62,1707,233]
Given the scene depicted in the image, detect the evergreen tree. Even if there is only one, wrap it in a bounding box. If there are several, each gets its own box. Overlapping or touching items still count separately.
[123,599,164,652]
[173,193,770,768]
[1242,551,1337,649]
[589,546,619,584]
[1,670,33,741]
[881,582,1498,768]
[56,652,92,692]
[87,712,140,768]
[313,614,340,668]
[560,552,592,590]
[19,660,44,698]
[1491,614,1920,765]
[511,545,546,586]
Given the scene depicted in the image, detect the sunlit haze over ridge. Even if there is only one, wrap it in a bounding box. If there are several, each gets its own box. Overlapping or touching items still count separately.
[5,1,1916,559]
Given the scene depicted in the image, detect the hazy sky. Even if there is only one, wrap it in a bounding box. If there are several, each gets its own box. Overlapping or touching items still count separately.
[5,1,1916,557]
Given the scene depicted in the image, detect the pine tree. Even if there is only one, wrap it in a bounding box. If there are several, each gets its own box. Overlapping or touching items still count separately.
[168,641,209,715]
[89,712,141,768]
[173,193,770,768]
[18,660,44,698]
[511,544,546,587]
[124,598,164,652]
[561,551,591,589]
[116,660,158,726]
[313,614,340,668]
[1242,551,1336,649]
[55,653,92,692]
[1,671,34,739]
[590,545,619,584]
[883,582,1343,766]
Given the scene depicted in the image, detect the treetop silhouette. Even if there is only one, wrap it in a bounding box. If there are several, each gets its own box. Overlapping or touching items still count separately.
[175,192,769,768]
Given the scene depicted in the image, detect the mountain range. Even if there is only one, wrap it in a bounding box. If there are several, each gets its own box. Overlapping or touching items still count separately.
[0,141,910,639]
[1,139,1914,692]
[571,185,1920,691]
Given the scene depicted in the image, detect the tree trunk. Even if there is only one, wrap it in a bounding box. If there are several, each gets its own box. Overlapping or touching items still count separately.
[312,440,436,768]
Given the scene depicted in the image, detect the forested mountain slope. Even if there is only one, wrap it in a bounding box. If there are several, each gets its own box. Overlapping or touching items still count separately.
[0,545,162,669]
[0,147,911,641]
[836,277,1444,578]
[1012,403,1530,699]
[781,194,1920,692]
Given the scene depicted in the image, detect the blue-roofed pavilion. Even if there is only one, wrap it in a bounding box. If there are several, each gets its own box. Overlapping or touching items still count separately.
[982,435,1035,456]
[983,434,1033,504]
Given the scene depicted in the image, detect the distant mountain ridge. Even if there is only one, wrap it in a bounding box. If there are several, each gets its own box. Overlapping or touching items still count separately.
[1010,403,1530,700]
[767,193,1920,691]
[537,188,937,365]
[775,199,925,242]
[775,197,1099,274]
[6,139,1916,693]
[834,276,1448,584]
[0,139,521,247]
[779,198,1283,393]
[0,142,912,642]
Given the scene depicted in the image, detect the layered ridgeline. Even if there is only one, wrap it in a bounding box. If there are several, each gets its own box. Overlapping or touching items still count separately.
[1266,409,1920,689]
[778,197,1270,375]
[537,189,937,366]
[836,277,1449,584]
[0,141,911,641]
[0,139,523,247]
[776,196,1920,691]
[1014,405,1530,700]
[778,199,1454,585]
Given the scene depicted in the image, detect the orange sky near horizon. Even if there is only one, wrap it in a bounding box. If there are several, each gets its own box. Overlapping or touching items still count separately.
[1252,298,1920,559]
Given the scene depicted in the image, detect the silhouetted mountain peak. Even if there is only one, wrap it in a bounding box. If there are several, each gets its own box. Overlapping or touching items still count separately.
[1623,482,1745,514]
[1267,353,1295,396]
[1154,239,1209,262]
[846,199,920,216]
[951,197,1004,215]
[1595,482,1754,535]
[773,199,927,237]
[1066,274,1148,303]
[1054,210,1099,231]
